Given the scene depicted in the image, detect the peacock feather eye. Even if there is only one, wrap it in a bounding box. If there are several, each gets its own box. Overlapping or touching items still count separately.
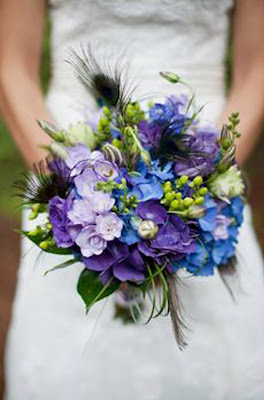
[66,45,135,114]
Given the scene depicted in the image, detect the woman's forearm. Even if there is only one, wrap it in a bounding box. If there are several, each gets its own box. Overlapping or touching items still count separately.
[0,67,52,167]
[219,65,264,166]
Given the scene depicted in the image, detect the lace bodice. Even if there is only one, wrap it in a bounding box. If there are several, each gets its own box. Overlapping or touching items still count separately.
[47,0,234,126]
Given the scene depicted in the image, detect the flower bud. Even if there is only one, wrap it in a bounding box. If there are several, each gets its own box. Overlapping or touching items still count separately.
[39,241,49,250]
[219,145,236,170]
[187,205,205,219]
[193,176,203,186]
[102,143,124,166]
[220,124,234,149]
[138,220,159,240]
[170,199,180,210]
[183,197,194,207]
[179,175,188,185]
[195,196,205,205]
[37,120,65,142]
[159,71,181,84]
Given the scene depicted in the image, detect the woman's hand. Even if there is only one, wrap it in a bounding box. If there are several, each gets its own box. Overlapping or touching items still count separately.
[0,0,52,167]
[219,0,264,166]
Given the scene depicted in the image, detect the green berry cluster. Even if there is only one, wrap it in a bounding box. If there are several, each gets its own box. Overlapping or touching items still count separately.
[227,111,240,139]
[95,106,113,143]
[117,194,138,214]
[161,175,208,217]
[28,222,55,250]
[124,102,145,125]
[28,203,47,220]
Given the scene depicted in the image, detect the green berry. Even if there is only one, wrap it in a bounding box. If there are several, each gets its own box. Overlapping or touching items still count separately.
[183,197,194,207]
[199,187,208,196]
[170,200,180,210]
[28,229,38,237]
[46,223,52,230]
[164,181,172,187]
[163,185,172,194]
[39,241,49,250]
[103,106,111,117]
[180,175,188,185]
[29,211,38,220]
[195,196,205,205]
[175,192,182,200]
[193,176,203,186]
[165,192,174,202]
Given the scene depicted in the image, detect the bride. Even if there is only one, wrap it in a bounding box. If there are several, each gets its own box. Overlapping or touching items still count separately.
[1,0,264,399]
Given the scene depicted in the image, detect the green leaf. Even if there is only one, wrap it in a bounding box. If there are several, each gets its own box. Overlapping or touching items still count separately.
[77,269,120,312]
[44,258,80,276]
[19,230,72,255]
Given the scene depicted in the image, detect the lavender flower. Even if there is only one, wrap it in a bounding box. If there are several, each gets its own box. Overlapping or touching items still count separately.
[95,212,123,241]
[76,226,107,257]
[93,160,118,181]
[65,144,91,176]
[68,198,96,226]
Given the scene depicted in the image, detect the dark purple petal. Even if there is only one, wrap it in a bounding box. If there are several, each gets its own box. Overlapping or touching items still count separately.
[136,200,168,225]
[108,240,129,263]
[113,261,145,282]
[83,249,115,271]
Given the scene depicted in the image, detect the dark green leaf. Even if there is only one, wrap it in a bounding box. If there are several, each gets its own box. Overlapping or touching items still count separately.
[77,269,120,311]
[44,258,80,276]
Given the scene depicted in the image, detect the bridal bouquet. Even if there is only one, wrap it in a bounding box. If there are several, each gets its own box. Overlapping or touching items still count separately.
[16,49,245,347]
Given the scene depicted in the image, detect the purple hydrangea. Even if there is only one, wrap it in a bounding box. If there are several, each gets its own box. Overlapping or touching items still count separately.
[48,194,77,248]
[174,128,220,177]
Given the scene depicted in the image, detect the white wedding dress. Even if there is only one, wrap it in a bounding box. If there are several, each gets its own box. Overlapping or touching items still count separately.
[5,1,264,399]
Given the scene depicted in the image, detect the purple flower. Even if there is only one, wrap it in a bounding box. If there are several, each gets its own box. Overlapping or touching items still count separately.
[74,168,98,197]
[95,212,123,241]
[83,241,145,283]
[138,213,195,262]
[48,195,75,248]
[48,158,71,181]
[138,120,162,149]
[75,226,107,257]
[68,198,96,226]
[136,200,168,225]
[89,191,115,214]
[65,144,91,176]
[93,160,118,181]
[174,128,220,177]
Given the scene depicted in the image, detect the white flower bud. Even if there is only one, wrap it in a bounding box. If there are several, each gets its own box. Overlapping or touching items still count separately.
[138,220,158,240]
